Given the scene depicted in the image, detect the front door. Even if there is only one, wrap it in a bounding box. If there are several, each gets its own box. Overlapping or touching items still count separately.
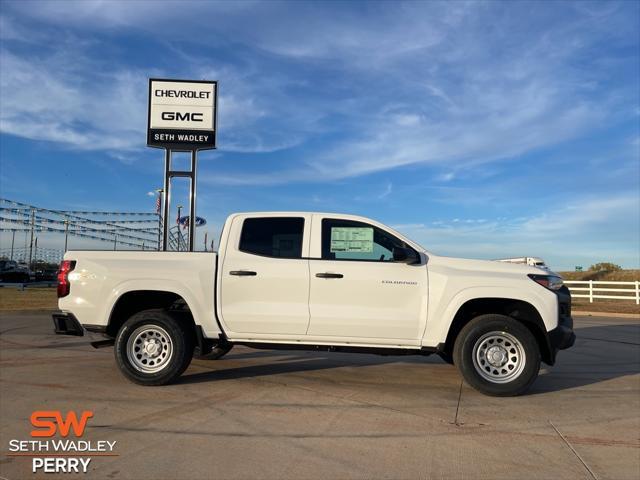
[308,218,427,343]
[220,215,311,335]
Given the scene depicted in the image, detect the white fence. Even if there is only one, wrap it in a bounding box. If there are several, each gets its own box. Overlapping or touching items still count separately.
[564,280,640,304]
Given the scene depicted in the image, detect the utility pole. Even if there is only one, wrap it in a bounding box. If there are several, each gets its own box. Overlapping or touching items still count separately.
[34,237,38,265]
[114,233,118,251]
[204,232,208,252]
[64,217,69,252]
[10,230,15,260]
[28,208,35,268]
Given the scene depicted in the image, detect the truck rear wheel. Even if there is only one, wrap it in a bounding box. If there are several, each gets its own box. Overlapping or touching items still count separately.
[453,314,540,396]
[114,309,194,386]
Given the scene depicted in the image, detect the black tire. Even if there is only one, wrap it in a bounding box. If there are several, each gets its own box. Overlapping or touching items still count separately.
[114,308,194,386]
[453,314,540,396]
[438,351,454,365]
[196,343,233,360]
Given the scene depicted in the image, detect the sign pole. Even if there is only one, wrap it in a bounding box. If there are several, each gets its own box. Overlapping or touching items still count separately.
[162,149,171,251]
[156,189,163,251]
[148,79,216,253]
[189,150,197,252]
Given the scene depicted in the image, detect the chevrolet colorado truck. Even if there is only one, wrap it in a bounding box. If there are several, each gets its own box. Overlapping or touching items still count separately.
[52,212,575,396]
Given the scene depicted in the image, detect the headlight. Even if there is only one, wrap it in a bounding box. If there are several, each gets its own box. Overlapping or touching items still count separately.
[528,274,563,291]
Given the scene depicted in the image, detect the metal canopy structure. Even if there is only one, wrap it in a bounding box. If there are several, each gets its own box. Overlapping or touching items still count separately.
[0,198,161,264]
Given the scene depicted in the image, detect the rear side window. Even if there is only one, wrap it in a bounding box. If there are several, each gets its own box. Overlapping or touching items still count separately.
[239,217,304,259]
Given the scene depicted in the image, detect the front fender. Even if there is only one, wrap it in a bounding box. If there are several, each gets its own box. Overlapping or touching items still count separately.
[421,285,558,347]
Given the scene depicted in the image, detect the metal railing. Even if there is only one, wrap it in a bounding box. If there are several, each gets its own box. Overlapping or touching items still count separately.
[564,280,640,304]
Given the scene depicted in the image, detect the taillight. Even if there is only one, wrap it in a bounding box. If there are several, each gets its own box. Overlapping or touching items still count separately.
[57,260,76,298]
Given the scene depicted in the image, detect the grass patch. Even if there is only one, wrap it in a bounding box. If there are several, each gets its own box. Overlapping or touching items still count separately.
[572,299,639,315]
[559,269,640,282]
[559,269,639,315]
[0,288,58,311]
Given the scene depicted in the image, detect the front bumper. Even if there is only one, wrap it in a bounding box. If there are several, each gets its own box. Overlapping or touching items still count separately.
[545,286,576,363]
[548,315,575,351]
[52,311,84,336]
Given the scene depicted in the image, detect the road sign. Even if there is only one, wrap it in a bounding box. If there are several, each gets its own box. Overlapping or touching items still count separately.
[147,79,217,150]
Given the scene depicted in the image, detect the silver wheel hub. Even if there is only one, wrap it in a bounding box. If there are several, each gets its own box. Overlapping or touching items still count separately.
[126,325,173,373]
[486,346,508,366]
[472,331,526,384]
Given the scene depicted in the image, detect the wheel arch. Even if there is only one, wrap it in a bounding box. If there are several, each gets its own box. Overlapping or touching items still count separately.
[106,290,196,338]
[442,297,553,365]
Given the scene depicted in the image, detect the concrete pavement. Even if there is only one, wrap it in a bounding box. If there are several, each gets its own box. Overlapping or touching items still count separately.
[1,312,638,479]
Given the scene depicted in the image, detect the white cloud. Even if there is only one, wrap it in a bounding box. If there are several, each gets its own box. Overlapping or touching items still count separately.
[0,1,637,181]
[395,193,640,270]
[0,47,148,151]
[0,23,315,155]
[377,183,393,200]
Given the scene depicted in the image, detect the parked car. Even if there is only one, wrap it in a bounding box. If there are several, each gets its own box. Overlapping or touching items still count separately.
[0,260,32,283]
[35,267,58,282]
[52,212,575,396]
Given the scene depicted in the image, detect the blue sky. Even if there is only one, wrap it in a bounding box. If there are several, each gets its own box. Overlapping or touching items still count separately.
[0,0,638,270]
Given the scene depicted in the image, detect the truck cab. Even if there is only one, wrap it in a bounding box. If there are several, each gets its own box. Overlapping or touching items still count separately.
[52,212,575,396]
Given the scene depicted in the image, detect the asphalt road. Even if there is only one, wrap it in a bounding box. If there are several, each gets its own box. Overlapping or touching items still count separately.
[1,312,638,480]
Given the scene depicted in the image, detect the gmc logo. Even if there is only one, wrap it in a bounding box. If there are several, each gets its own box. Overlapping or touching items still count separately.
[30,411,94,438]
[161,112,203,122]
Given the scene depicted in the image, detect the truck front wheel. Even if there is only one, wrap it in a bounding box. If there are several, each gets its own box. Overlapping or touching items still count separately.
[114,309,194,386]
[453,314,540,396]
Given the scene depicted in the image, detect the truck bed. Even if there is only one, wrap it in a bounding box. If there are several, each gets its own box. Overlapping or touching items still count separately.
[59,251,221,337]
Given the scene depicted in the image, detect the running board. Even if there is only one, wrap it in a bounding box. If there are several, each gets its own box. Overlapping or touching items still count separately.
[91,339,115,349]
[232,341,437,356]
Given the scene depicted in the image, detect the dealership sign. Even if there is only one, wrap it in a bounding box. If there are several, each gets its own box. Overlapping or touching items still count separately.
[147,79,217,150]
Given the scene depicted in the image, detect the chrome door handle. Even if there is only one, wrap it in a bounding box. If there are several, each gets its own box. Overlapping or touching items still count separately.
[229,270,257,276]
[315,273,344,279]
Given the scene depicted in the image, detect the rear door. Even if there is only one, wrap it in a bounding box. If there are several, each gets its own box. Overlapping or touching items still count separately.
[219,214,311,335]
[308,216,427,343]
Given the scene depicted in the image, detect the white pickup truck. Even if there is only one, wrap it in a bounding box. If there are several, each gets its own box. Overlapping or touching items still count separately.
[53,212,575,396]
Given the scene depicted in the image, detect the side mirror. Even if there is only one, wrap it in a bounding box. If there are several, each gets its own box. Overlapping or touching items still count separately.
[393,247,419,264]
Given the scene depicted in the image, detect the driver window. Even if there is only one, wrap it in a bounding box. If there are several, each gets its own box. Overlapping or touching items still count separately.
[321,218,414,262]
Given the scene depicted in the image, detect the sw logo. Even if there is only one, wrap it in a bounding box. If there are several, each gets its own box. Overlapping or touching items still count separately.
[30,410,93,438]
[7,410,117,474]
